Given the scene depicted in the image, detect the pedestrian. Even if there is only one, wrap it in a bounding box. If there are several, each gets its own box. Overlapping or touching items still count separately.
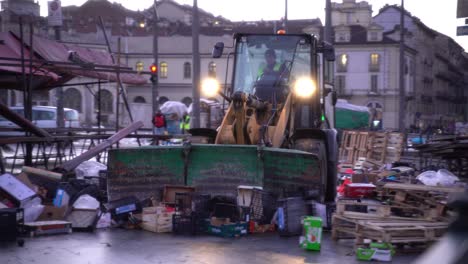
[152,110,166,135]
[180,112,190,134]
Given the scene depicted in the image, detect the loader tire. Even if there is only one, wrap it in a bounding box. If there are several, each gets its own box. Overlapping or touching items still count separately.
[293,138,328,203]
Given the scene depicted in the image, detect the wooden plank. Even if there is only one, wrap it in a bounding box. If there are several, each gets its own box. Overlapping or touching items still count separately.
[383,183,465,193]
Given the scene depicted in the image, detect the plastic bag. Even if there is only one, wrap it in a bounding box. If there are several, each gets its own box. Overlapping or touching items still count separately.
[22,197,44,222]
[416,169,459,187]
[73,194,100,210]
[74,161,107,180]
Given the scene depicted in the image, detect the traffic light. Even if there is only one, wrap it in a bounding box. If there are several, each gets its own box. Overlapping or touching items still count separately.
[150,63,157,83]
[150,64,157,73]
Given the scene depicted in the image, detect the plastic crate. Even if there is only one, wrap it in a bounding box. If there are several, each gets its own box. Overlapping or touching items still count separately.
[172,213,197,235]
[250,189,276,224]
[277,197,310,236]
[208,222,248,238]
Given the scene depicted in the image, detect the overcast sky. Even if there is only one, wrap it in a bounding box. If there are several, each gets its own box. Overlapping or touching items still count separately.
[38,0,468,50]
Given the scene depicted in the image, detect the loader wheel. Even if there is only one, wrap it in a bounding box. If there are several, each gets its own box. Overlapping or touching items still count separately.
[293,138,328,203]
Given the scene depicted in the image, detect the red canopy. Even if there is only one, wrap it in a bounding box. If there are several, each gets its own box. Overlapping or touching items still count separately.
[0,32,59,80]
[32,35,147,85]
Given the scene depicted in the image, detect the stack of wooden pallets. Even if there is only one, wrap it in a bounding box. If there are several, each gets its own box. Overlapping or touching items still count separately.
[339,131,405,169]
[332,183,465,250]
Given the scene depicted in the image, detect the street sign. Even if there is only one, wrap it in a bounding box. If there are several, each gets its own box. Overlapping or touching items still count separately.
[458,0,468,18]
[48,0,63,27]
[457,25,468,36]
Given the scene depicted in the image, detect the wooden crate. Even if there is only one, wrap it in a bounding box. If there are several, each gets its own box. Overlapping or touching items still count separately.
[339,131,359,163]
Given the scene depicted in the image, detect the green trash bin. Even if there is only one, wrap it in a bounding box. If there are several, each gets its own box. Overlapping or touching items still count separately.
[299,216,322,251]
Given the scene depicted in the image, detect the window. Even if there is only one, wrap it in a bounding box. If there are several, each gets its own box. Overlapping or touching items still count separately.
[335,75,346,95]
[208,61,216,77]
[160,62,168,78]
[337,54,348,72]
[135,61,144,72]
[369,53,380,72]
[183,62,191,79]
[370,75,378,93]
[95,89,113,114]
[133,96,146,103]
[63,88,82,112]
[369,31,378,41]
[181,97,192,107]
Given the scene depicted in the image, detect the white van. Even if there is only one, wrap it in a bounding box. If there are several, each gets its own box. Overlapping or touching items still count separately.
[0,106,81,133]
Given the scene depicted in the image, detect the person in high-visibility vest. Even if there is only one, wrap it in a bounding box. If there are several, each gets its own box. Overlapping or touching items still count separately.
[180,112,190,134]
[256,49,288,102]
[257,48,285,79]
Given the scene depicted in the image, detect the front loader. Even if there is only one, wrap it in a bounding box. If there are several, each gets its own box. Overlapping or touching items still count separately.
[107,33,338,203]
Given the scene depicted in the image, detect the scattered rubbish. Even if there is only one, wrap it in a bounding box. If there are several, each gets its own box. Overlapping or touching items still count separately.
[300,216,322,251]
[74,161,107,180]
[356,243,394,262]
[417,169,460,187]
[24,220,72,237]
[96,213,111,229]
[73,195,100,210]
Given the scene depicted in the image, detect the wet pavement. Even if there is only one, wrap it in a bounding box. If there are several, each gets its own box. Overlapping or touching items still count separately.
[0,229,420,264]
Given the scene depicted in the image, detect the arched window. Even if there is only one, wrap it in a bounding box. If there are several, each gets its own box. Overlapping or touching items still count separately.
[337,54,348,72]
[181,97,192,107]
[159,96,169,105]
[94,89,113,114]
[133,96,146,103]
[63,88,82,112]
[160,61,168,78]
[183,62,191,79]
[208,61,216,77]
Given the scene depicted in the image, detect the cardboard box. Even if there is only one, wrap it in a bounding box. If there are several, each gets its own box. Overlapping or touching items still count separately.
[356,243,394,262]
[351,174,379,184]
[37,205,68,221]
[210,217,231,227]
[0,173,36,207]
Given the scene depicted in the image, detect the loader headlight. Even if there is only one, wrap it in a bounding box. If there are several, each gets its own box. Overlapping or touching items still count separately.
[201,78,220,97]
[294,78,316,98]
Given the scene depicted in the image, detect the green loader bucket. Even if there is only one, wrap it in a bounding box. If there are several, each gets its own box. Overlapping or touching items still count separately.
[107,144,323,201]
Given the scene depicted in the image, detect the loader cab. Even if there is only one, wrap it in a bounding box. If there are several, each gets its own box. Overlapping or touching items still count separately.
[230,34,328,128]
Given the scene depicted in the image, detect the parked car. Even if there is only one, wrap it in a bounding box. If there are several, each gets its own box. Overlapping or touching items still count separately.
[0,106,81,135]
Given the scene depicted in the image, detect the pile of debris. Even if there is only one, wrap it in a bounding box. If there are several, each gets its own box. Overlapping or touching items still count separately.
[335,129,467,258]
[0,161,109,242]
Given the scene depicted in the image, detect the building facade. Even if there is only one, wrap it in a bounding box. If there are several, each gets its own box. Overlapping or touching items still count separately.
[1,0,466,131]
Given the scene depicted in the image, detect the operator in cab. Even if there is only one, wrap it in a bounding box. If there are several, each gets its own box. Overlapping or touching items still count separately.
[257,49,287,79]
[255,49,289,103]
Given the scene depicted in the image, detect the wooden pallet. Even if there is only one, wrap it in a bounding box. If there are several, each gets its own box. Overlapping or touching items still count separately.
[331,214,448,247]
[335,200,430,220]
[339,131,404,167]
